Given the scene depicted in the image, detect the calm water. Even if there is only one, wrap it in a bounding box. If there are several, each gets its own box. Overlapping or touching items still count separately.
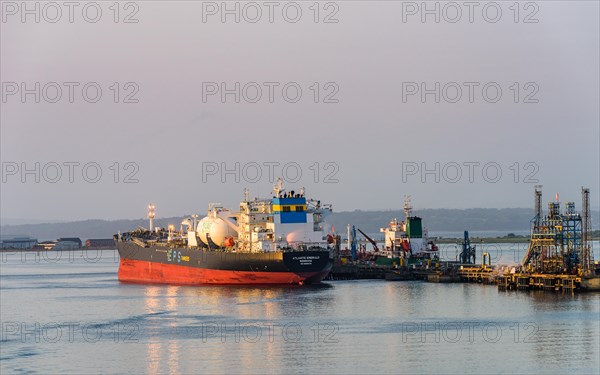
[1,247,599,375]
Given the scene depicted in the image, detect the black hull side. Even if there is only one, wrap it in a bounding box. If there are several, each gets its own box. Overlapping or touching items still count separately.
[117,241,333,274]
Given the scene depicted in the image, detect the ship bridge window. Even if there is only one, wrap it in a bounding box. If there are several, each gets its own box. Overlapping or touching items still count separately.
[283,206,291,212]
[295,206,304,212]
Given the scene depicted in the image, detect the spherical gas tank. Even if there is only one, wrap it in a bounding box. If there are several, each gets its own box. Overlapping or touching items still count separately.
[197,217,213,245]
[197,216,237,247]
[209,218,238,247]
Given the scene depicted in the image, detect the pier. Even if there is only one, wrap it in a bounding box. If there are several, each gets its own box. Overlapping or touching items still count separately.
[497,273,581,292]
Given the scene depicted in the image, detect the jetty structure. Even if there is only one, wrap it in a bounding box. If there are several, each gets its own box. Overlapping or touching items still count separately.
[497,186,599,292]
[328,186,599,292]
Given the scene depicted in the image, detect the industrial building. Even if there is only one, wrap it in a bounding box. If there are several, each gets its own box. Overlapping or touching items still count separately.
[35,239,80,250]
[0,235,38,249]
[58,237,82,248]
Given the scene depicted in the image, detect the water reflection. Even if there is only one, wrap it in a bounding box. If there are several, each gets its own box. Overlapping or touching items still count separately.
[147,342,161,375]
[167,339,180,375]
[144,286,161,313]
[526,292,600,370]
[3,250,597,374]
[138,284,335,374]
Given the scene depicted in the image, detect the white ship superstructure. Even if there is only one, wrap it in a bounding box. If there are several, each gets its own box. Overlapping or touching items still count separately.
[187,179,332,253]
[380,196,437,258]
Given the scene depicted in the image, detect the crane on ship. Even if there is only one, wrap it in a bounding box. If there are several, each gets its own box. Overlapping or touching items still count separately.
[357,228,379,252]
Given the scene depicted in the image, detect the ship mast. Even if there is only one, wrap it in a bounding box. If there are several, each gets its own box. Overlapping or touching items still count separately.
[148,204,155,231]
[403,195,413,219]
[273,177,285,197]
[347,224,351,251]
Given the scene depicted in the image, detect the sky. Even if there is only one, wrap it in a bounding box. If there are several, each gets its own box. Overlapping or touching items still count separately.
[1,1,599,223]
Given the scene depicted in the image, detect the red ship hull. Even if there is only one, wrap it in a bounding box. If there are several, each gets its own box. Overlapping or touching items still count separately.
[118,259,330,285]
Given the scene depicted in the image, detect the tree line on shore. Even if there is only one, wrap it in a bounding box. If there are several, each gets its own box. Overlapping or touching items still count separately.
[2,208,599,241]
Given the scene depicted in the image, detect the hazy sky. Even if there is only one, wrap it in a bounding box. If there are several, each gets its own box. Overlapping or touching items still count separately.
[1,1,599,222]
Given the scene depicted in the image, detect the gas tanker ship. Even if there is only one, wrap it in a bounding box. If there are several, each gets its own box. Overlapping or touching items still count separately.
[115,180,334,285]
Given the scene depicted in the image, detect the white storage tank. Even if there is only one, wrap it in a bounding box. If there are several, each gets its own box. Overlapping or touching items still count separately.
[197,217,237,247]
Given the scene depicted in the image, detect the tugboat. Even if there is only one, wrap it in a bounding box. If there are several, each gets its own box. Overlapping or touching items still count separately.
[115,179,333,285]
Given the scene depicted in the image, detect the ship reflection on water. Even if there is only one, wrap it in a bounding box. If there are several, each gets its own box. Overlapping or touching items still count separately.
[144,286,180,375]
[134,280,598,375]
[140,284,334,374]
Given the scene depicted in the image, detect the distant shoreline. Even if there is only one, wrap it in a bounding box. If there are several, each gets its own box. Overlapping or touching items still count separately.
[0,247,116,252]
[436,237,530,244]
[3,208,599,242]
[436,235,600,244]
[3,237,600,251]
